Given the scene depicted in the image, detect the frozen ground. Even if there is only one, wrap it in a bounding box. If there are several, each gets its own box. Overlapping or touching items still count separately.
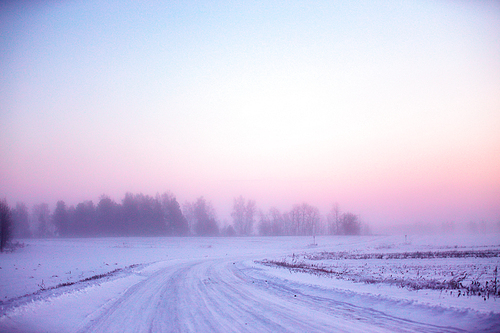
[0,234,499,332]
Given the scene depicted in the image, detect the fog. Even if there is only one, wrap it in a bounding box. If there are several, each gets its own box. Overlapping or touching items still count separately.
[2,190,498,242]
[1,1,499,236]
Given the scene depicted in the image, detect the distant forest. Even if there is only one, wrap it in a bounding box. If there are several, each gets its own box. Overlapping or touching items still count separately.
[1,193,363,241]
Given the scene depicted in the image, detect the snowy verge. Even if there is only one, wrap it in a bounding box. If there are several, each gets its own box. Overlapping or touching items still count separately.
[0,272,145,332]
[242,259,500,332]
[0,259,183,332]
[250,244,500,317]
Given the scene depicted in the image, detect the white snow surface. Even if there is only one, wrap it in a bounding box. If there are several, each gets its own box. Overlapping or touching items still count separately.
[0,234,499,332]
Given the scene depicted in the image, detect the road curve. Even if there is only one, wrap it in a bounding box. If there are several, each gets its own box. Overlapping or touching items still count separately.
[78,258,474,333]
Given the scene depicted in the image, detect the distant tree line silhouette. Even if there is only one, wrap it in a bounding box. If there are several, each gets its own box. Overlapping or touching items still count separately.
[257,202,361,236]
[2,193,364,240]
[5,192,190,238]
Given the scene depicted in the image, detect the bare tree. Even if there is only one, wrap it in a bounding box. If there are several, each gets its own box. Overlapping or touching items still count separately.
[12,202,30,238]
[258,210,271,236]
[231,196,256,236]
[282,211,292,235]
[327,203,341,235]
[269,207,284,236]
[245,199,256,235]
[288,203,321,236]
[289,204,302,235]
[182,201,195,235]
[32,203,52,238]
[0,199,12,252]
[302,203,321,236]
[231,196,245,235]
[192,197,219,236]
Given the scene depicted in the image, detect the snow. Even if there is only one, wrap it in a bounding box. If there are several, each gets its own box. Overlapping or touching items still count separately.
[0,234,499,332]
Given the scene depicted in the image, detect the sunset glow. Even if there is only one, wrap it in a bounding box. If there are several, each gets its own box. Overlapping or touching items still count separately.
[1,0,499,230]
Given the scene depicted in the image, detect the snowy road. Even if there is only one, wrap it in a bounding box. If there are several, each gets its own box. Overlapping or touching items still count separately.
[1,236,499,332]
[77,258,479,333]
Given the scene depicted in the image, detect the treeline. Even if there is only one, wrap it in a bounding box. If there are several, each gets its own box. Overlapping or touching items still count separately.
[256,202,362,237]
[230,198,362,237]
[1,193,365,244]
[6,193,190,239]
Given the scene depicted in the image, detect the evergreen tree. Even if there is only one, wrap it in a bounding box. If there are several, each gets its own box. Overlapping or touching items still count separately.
[96,195,120,235]
[193,197,219,236]
[0,199,12,252]
[162,194,189,236]
[53,200,69,236]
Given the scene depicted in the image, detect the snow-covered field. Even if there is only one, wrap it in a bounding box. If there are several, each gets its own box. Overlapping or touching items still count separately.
[0,234,499,332]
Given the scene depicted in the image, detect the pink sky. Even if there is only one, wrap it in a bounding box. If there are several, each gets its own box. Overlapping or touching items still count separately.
[1,1,499,229]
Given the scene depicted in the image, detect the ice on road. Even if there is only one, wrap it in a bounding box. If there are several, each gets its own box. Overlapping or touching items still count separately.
[79,259,494,333]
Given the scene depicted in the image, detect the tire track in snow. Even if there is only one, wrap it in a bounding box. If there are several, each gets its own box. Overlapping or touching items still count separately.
[79,258,474,333]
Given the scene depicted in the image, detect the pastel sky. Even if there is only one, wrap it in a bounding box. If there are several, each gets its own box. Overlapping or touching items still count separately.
[1,0,499,228]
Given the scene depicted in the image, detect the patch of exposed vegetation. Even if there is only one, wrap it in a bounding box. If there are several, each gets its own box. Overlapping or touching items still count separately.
[259,250,500,299]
